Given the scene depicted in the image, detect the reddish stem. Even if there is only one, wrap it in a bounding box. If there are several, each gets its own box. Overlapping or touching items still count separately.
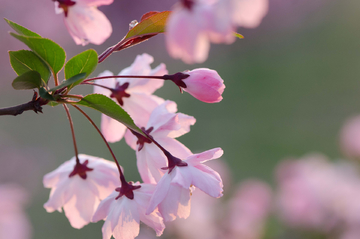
[71,104,127,184]
[63,104,80,164]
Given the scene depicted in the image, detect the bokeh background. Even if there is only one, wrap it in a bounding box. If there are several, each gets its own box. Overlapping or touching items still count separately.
[0,0,359,238]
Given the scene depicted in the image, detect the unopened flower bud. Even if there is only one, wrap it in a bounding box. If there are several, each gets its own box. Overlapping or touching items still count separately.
[182,68,225,103]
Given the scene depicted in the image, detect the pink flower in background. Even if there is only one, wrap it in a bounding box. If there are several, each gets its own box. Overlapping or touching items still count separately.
[92,183,165,239]
[125,100,196,184]
[226,180,272,239]
[43,154,119,229]
[340,115,360,159]
[0,184,32,239]
[166,0,268,63]
[276,154,360,234]
[146,148,224,222]
[54,0,113,45]
[232,0,269,28]
[94,53,167,143]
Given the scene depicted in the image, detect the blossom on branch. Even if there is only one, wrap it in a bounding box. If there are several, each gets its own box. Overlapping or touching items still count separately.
[54,0,113,45]
[168,69,225,103]
[166,0,268,63]
[43,154,119,229]
[92,183,165,239]
[146,148,224,222]
[125,100,196,184]
[93,53,167,143]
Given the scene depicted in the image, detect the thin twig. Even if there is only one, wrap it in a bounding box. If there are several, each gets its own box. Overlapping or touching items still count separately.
[0,92,48,116]
[71,104,126,183]
[63,104,80,163]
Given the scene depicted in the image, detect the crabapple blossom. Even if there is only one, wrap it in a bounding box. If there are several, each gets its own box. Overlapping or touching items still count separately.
[226,180,272,239]
[340,115,360,159]
[169,69,225,103]
[146,148,224,222]
[54,0,113,45]
[93,53,167,143]
[92,183,165,239]
[276,154,360,234]
[125,100,196,183]
[43,154,119,229]
[166,0,268,63]
[0,184,32,239]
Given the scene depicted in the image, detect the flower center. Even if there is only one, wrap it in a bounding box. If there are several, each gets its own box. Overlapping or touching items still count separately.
[115,182,141,200]
[69,159,93,180]
[54,0,76,17]
[110,82,131,106]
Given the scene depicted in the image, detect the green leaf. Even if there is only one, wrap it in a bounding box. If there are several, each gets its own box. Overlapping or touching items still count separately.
[125,11,170,39]
[39,87,55,101]
[49,73,86,91]
[9,50,51,84]
[10,33,66,75]
[74,94,143,135]
[12,71,42,90]
[234,32,244,39]
[4,18,41,37]
[64,49,98,89]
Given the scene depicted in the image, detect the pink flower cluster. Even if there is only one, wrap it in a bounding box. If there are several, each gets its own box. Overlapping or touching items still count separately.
[166,0,269,63]
[276,154,360,238]
[43,54,226,238]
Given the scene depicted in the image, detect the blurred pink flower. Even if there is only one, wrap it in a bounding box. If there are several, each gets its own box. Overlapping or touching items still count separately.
[125,100,195,184]
[340,115,360,159]
[92,183,165,239]
[276,154,360,234]
[94,53,167,143]
[54,0,113,45]
[43,154,119,229]
[0,184,32,239]
[166,0,268,63]
[226,180,272,239]
[146,148,224,222]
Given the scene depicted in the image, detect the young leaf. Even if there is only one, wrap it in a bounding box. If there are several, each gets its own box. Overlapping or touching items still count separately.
[125,11,170,40]
[49,73,86,92]
[64,49,98,89]
[10,33,66,75]
[4,18,41,37]
[234,32,244,39]
[39,87,56,101]
[12,71,42,90]
[74,94,143,135]
[98,11,171,63]
[9,50,51,84]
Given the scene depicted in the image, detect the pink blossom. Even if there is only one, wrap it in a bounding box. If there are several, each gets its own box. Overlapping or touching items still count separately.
[0,184,32,239]
[146,148,224,222]
[276,154,360,233]
[92,183,165,239]
[340,115,360,159]
[93,53,167,143]
[54,0,113,45]
[166,0,268,63]
[226,180,272,239]
[43,154,119,229]
[171,69,225,103]
[232,0,269,28]
[125,100,196,184]
[166,160,230,239]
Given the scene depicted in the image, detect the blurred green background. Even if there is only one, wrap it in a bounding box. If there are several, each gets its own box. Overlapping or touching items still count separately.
[0,0,359,238]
